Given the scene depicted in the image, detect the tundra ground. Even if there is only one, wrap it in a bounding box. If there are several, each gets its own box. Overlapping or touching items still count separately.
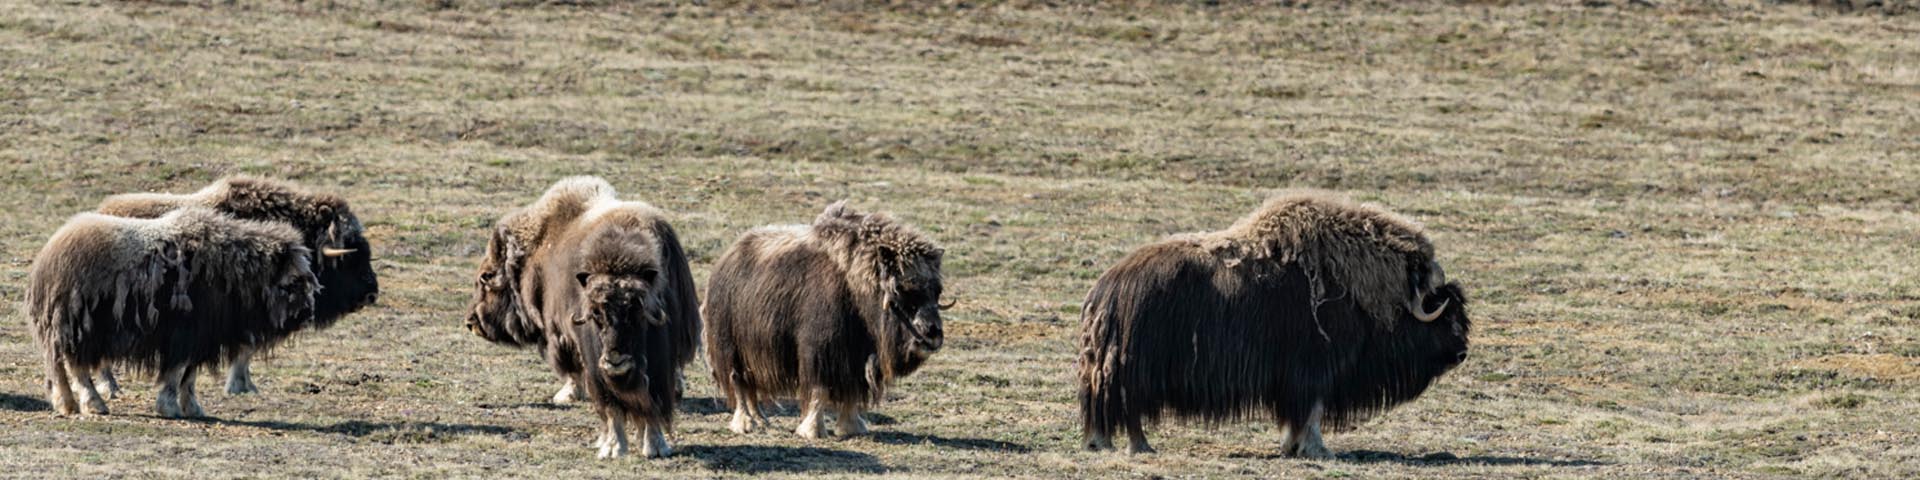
[0,1,1916,478]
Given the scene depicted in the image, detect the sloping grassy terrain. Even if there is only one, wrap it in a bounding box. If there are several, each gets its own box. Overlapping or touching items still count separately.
[0,1,1915,478]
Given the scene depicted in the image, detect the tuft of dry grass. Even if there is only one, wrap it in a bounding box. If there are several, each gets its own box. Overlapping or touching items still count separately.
[0,1,1915,478]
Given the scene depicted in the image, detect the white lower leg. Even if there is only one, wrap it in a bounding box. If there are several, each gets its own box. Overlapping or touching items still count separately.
[48,357,79,415]
[96,367,121,400]
[67,361,107,415]
[178,366,204,418]
[156,364,186,418]
[640,420,671,458]
[597,414,628,459]
[226,354,258,395]
[729,399,757,435]
[1291,402,1333,459]
[552,378,577,404]
[835,404,869,437]
[795,390,827,439]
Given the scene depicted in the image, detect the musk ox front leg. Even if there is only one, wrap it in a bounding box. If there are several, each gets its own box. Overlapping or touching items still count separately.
[596,413,629,459]
[1281,402,1334,460]
[1124,418,1154,455]
[225,352,258,395]
[94,366,121,400]
[639,417,672,458]
[727,397,767,435]
[552,378,578,404]
[795,388,829,440]
[155,363,202,418]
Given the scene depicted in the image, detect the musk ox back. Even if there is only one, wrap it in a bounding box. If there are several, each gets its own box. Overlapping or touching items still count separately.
[28,208,319,418]
[95,175,379,395]
[703,201,947,439]
[1078,192,1471,457]
[465,177,700,459]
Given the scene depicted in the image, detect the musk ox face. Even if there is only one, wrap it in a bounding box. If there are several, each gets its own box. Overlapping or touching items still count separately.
[275,249,321,328]
[315,214,379,321]
[1405,282,1471,377]
[573,268,664,379]
[878,249,947,362]
[466,229,528,344]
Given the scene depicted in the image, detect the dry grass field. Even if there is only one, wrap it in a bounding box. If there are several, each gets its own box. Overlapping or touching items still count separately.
[1,1,1917,478]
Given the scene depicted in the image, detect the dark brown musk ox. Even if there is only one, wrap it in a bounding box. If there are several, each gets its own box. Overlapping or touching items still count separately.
[87,175,378,397]
[27,208,319,418]
[703,201,948,439]
[463,176,700,459]
[1078,192,1470,457]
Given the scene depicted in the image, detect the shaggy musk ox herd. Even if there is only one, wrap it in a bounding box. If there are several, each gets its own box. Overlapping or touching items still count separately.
[23,175,1471,461]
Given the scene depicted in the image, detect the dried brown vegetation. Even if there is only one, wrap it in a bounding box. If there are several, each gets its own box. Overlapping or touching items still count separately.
[0,1,1915,478]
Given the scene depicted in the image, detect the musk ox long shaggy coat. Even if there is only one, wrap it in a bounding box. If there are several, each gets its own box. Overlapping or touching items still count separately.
[1078,192,1471,457]
[464,177,700,459]
[28,208,319,418]
[703,202,948,439]
[91,175,379,395]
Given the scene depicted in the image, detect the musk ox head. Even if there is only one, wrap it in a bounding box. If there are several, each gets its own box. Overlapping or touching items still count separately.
[312,200,379,322]
[1403,261,1471,375]
[873,244,948,364]
[572,222,670,381]
[466,226,534,345]
[271,245,322,331]
[819,201,948,375]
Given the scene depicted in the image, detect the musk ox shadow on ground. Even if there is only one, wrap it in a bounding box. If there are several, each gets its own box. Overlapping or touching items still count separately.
[677,444,886,474]
[204,418,519,442]
[867,431,1032,453]
[1338,450,1608,467]
[0,393,52,412]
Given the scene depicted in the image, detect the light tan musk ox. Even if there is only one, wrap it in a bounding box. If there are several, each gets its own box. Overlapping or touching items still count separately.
[1078,192,1471,457]
[703,202,948,439]
[87,176,378,396]
[27,208,319,418]
[464,177,700,459]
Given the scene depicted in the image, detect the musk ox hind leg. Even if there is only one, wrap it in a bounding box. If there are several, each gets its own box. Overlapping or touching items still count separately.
[65,360,109,415]
[1083,424,1115,452]
[95,366,122,400]
[45,353,80,416]
[835,403,869,438]
[596,413,629,459]
[1124,417,1154,455]
[727,396,768,435]
[225,353,258,395]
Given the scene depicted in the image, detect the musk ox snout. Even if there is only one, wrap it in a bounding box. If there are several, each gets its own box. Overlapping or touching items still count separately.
[601,352,634,376]
[911,310,944,352]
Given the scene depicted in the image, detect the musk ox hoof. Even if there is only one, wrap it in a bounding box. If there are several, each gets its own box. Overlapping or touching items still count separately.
[179,400,205,419]
[796,421,826,440]
[835,415,869,438]
[81,398,110,416]
[1084,435,1115,452]
[552,382,578,404]
[226,378,258,395]
[1292,444,1333,460]
[641,434,671,458]
[597,442,627,459]
[156,398,182,418]
[728,413,757,435]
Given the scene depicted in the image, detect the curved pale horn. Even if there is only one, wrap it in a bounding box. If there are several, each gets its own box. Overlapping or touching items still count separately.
[937,299,956,310]
[322,248,357,257]
[1410,292,1448,322]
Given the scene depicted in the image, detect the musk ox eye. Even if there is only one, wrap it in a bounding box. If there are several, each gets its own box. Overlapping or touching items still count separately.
[639,268,658,283]
[575,272,591,287]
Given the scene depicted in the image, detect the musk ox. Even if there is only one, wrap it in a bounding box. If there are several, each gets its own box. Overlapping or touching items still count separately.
[464,177,700,459]
[703,202,948,439]
[1078,192,1470,457]
[89,175,378,396]
[28,208,319,418]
